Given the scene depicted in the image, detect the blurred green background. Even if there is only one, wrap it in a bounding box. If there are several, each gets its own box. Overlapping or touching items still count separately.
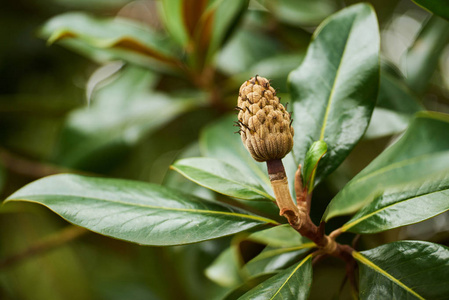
[1,0,449,299]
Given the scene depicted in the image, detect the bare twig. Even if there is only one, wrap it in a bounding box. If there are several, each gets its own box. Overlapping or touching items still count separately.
[0,225,88,269]
[0,147,95,179]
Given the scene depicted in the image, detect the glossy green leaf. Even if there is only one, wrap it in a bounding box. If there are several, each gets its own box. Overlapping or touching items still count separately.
[354,241,449,299]
[404,15,449,94]
[171,157,274,201]
[239,254,313,299]
[39,12,180,72]
[324,111,449,221]
[289,3,380,185]
[245,247,311,278]
[54,66,196,168]
[412,0,449,21]
[245,226,314,277]
[5,174,278,246]
[200,115,272,196]
[221,273,276,300]
[302,141,327,192]
[342,188,449,234]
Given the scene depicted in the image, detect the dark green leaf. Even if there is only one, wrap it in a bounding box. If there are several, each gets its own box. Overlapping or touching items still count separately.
[245,247,310,278]
[239,254,313,299]
[355,241,449,299]
[412,0,449,21]
[39,12,180,72]
[341,188,449,234]
[243,225,314,277]
[5,174,278,246]
[404,15,449,94]
[171,157,274,201]
[289,3,380,185]
[324,111,449,221]
[302,141,327,191]
[54,66,196,168]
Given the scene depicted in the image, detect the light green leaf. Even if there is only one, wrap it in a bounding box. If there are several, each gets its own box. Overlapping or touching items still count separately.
[54,66,196,168]
[171,157,274,201]
[205,246,243,287]
[403,15,449,94]
[355,241,449,299]
[247,225,314,248]
[412,0,449,21]
[39,12,180,72]
[203,0,249,62]
[289,3,380,185]
[324,111,449,221]
[200,114,273,196]
[5,174,278,246]
[302,141,327,192]
[239,254,313,300]
[158,0,190,47]
[245,226,314,277]
[259,0,338,26]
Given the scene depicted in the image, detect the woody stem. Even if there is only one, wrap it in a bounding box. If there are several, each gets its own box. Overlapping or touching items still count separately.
[266,159,355,262]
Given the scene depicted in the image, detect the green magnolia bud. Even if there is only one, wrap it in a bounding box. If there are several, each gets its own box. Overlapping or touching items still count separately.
[237,76,294,162]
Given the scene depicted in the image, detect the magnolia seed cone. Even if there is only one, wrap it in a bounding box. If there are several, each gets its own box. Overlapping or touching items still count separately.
[237,76,294,162]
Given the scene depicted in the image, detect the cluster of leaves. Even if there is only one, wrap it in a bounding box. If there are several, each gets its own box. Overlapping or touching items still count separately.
[3,0,449,299]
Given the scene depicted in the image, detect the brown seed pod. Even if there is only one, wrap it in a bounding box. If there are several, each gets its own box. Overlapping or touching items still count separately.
[237,76,294,162]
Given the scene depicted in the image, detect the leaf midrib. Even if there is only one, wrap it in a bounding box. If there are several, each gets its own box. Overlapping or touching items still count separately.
[342,188,449,232]
[353,251,425,300]
[270,254,313,300]
[7,194,279,225]
[171,164,274,201]
[319,17,357,141]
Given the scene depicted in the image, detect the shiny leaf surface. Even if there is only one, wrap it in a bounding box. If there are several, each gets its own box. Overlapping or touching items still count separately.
[6,174,278,246]
[355,241,449,299]
[289,3,379,185]
[324,112,449,221]
[171,157,274,201]
[239,254,313,299]
[302,141,327,191]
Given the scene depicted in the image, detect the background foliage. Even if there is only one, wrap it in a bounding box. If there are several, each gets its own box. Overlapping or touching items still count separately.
[1,0,449,299]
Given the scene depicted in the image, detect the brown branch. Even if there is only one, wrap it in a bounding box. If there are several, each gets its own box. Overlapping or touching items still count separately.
[0,225,88,270]
[0,147,98,178]
[267,160,358,291]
